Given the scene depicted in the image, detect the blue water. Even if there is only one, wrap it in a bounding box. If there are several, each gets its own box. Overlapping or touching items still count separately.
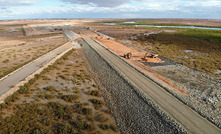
[105,23,221,30]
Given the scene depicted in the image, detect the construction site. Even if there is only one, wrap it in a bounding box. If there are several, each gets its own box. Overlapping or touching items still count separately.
[0,19,220,134]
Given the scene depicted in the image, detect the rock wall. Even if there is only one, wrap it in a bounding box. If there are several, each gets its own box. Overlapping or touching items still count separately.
[94,31,221,128]
[81,39,187,134]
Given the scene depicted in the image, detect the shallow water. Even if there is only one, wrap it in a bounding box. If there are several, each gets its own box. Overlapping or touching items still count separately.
[184,50,193,53]
[136,25,221,30]
[105,23,221,30]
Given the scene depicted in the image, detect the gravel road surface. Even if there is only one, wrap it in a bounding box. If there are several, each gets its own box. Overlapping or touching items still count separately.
[0,42,72,96]
[82,37,221,134]
[64,31,81,41]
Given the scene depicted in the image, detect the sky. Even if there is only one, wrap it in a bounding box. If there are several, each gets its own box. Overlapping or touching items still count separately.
[0,0,221,20]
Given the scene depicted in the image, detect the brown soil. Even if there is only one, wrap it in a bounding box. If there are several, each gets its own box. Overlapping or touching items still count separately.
[0,29,68,78]
[78,30,187,96]
[0,49,119,133]
[95,36,163,62]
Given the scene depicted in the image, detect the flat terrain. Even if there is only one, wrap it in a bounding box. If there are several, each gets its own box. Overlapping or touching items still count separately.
[0,20,119,133]
[81,37,221,134]
[0,24,68,79]
[0,49,119,133]
[94,26,221,77]
[100,18,221,27]
[79,21,221,127]
[0,42,72,98]
[0,19,221,133]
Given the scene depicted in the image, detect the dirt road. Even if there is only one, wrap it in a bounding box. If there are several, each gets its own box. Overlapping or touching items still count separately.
[81,37,221,134]
[0,42,72,97]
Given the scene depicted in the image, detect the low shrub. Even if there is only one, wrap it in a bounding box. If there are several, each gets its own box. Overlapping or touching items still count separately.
[18,84,30,94]
[5,93,19,104]
[45,94,55,100]
[41,118,55,126]
[99,124,109,130]
[72,121,94,131]
[91,99,104,109]
[43,86,58,92]
[54,123,75,134]
[3,59,9,63]
[110,124,118,132]
[61,95,79,102]
[81,108,92,116]
[94,113,108,122]
[88,90,101,97]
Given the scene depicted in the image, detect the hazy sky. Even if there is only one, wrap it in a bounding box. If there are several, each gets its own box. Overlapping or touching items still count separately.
[0,0,221,20]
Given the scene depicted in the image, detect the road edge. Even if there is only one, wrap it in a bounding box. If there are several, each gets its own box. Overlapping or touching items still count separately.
[0,42,73,104]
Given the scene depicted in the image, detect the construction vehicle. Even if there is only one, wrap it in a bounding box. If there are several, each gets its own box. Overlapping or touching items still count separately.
[142,51,158,61]
[144,51,158,58]
[123,53,132,59]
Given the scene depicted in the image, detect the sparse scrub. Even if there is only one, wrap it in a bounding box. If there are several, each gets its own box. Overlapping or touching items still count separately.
[81,108,92,116]
[42,76,51,81]
[59,74,68,80]
[133,30,221,76]
[43,86,58,92]
[45,94,55,100]
[0,46,118,133]
[99,124,109,130]
[41,118,55,126]
[3,59,9,63]
[94,113,108,122]
[72,121,95,131]
[88,90,102,97]
[61,95,79,102]
[54,123,75,134]
[63,87,71,92]
[4,93,19,104]
[91,99,104,109]
[18,84,31,94]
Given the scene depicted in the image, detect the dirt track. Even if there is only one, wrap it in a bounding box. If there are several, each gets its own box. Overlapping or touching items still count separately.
[81,37,221,134]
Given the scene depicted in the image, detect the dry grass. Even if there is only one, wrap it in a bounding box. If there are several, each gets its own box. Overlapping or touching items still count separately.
[133,31,221,76]
[94,25,221,77]
[0,31,68,79]
[0,49,119,134]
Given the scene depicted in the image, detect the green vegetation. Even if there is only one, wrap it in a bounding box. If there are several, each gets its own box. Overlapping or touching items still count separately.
[94,113,108,122]
[0,49,118,133]
[105,21,221,76]
[110,124,118,132]
[80,108,92,116]
[0,102,95,133]
[61,94,79,102]
[99,124,110,130]
[0,42,68,80]
[91,99,104,109]
[3,59,9,63]
[89,90,102,97]
[71,121,95,131]
[43,86,58,92]
[45,94,55,100]
[133,29,221,76]
[0,29,4,32]
[104,21,221,28]
[54,123,76,134]
[178,29,221,42]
